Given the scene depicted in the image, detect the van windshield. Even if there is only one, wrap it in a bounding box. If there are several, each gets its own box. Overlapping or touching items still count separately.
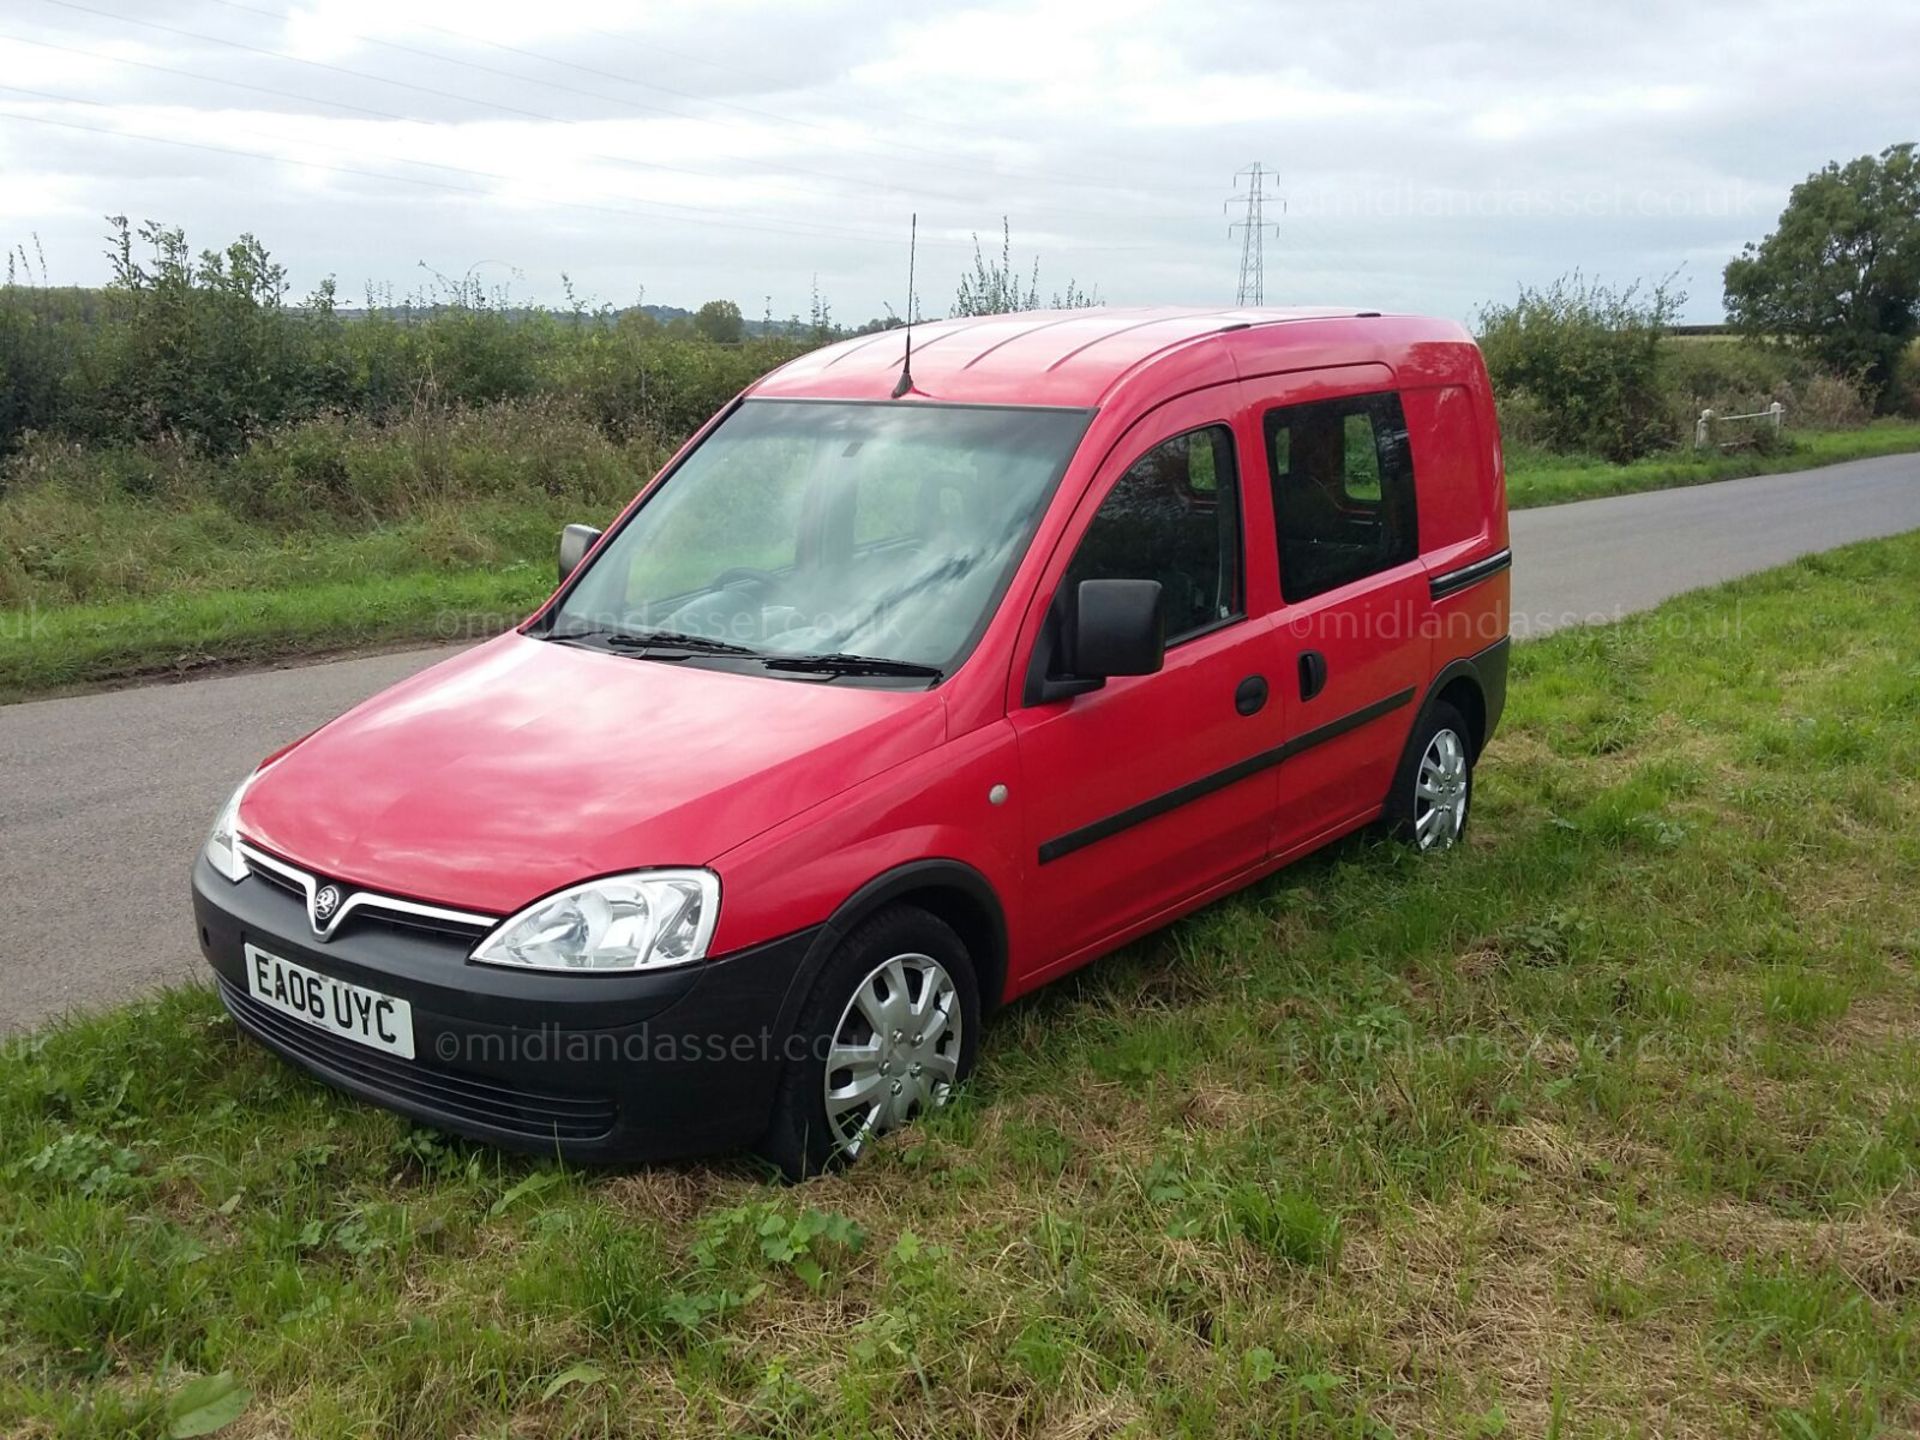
[548,399,1091,680]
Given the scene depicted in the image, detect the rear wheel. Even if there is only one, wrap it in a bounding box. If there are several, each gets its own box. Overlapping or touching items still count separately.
[759,905,979,1180]
[1387,701,1474,851]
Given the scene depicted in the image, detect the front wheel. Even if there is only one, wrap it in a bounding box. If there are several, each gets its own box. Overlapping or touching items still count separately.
[759,905,980,1180]
[1386,701,1474,851]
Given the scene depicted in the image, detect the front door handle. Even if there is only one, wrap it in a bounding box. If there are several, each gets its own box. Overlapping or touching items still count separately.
[1298,651,1328,701]
[1234,674,1269,716]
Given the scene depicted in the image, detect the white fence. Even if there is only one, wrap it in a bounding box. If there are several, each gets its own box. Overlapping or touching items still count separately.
[1695,401,1784,449]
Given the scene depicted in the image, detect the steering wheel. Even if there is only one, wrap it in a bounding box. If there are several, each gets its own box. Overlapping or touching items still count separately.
[710,566,779,594]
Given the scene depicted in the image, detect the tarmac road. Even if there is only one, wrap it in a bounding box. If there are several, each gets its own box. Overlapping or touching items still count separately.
[3,450,1917,1032]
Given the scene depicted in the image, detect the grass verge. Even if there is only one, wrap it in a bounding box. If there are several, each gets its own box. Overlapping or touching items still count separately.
[5,533,1920,1436]
[0,567,551,700]
[1506,419,1920,508]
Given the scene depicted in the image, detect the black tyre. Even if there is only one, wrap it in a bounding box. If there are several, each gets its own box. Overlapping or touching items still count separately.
[759,905,980,1181]
[1385,701,1474,851]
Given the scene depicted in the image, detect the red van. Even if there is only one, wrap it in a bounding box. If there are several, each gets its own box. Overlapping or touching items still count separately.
[194,307,1510,1177]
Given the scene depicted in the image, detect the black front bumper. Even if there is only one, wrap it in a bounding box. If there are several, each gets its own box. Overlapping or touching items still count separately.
[192,857,825,1163]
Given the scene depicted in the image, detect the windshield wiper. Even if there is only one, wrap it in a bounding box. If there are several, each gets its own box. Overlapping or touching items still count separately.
[550,624,762,658]
[551,626,932,677]
[602,629,763,657]
[760,652,944,679]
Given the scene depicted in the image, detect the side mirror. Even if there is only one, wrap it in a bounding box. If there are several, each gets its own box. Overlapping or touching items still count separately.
[558,524,603,583]
[1073,579,1164,678]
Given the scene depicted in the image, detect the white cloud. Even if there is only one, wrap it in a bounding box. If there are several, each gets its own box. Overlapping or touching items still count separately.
[0,0,1912,322]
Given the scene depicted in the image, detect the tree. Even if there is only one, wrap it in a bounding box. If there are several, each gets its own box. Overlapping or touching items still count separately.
[953,219,1099,316]
[1724,143,1920,411]
[691,298,744,345]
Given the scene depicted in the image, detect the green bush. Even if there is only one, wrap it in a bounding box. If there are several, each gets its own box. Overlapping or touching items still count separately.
[1657,340,1874,436]
[554,320,810,443]
[1790,372,1874,429]
[1658,336,1804,407]
[0,399,660,608]
[195,401,657,525]
[408,305,549,408]
[0,284,86,451]
[1492,388,1551,451]
[1477,273,1684,461]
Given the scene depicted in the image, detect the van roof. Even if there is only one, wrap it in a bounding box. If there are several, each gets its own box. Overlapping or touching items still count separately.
[747,306,1477,410]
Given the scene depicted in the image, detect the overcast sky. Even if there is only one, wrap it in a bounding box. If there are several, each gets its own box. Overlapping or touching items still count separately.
[1,0,1913,325]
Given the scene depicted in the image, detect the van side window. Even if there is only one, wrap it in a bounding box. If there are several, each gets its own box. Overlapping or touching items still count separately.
[1266,393,1417,602]
[1063,424,1242,644]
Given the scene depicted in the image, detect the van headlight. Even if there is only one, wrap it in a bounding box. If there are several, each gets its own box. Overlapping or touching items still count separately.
[471,870,721,973]
[204,777,253,882]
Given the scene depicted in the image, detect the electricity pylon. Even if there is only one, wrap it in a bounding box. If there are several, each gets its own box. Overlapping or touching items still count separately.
[1226,163,1285,306]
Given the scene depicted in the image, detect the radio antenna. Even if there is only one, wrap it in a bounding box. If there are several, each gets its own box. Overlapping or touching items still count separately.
[891,212,917,399]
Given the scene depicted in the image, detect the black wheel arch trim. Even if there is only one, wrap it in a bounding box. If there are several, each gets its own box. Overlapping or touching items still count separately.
[1388,634,1511,801]
[789,859,1011,1019]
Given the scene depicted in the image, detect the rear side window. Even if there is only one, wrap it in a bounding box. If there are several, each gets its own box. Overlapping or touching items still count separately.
[1063,424,1242,643]
[1266,393,1417,602]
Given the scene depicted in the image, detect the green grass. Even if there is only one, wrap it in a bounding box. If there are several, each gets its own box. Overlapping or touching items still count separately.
[0,560,553,699]
[1506,420,1920,508]
[7,533,1920,1436]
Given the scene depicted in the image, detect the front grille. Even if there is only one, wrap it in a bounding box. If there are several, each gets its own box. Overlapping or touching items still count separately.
[219,978,616,1143]
[249,863,305,903]
[355,910,493,944]
[235,840,496,945]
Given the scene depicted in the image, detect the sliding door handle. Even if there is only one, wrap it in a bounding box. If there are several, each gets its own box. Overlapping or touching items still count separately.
[1298,651,1328,701]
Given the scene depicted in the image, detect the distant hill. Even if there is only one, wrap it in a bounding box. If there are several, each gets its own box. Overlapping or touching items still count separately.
[324,301,826,338]
[331,302,675,324]
[8,285,895,339]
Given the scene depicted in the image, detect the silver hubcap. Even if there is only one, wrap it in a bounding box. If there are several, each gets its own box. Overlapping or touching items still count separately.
[1414,727,1469,850]
[823,952,961,1157]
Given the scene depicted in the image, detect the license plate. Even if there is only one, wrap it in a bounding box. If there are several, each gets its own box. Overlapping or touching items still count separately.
[244,944,415,1059]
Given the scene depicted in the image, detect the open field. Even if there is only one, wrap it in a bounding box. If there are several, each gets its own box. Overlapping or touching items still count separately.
[4,531,1918,1437]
